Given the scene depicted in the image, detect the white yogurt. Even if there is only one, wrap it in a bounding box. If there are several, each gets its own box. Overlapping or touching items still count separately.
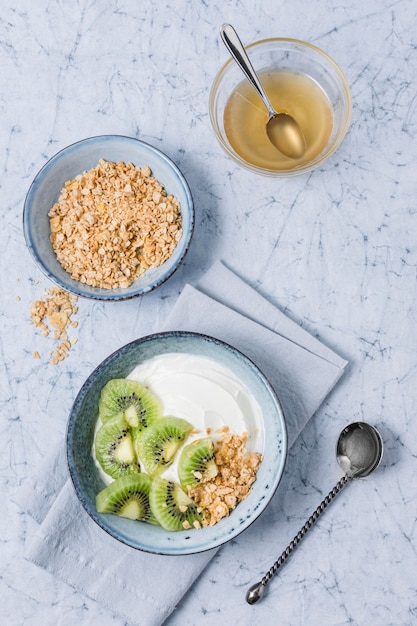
[94,352,264,484]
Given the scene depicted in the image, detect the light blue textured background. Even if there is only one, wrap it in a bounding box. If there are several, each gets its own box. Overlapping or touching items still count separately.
[1,1,416,625]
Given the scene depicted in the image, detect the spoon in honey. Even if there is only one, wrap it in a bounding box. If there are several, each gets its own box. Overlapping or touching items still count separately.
[246,422,383,604]
[220,24,306,160]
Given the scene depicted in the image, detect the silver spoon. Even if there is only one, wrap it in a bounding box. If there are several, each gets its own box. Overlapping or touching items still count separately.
[220,24,306,160]
[246,422,383,605]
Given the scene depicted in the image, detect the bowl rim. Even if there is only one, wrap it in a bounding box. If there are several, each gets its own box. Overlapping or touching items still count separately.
[66,330,288,555]
[23,134,194,301]
[209,37,352,177]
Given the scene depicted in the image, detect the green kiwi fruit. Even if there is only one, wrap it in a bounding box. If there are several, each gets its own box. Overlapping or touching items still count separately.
[177,437,218,490]
[95,413,140,479]
[149,476,205,531]
[135,415,193,476]
[98,378,162,434]
[96,474,159,525]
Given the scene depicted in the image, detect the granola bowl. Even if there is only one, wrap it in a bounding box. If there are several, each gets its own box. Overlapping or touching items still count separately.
[23,135,194,300]
[66,331,288,555]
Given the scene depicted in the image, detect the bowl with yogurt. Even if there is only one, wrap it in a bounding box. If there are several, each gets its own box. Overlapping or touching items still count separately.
[67,331,287,555]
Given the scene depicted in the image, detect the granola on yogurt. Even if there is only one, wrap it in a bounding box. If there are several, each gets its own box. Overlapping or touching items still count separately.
[189,427,263,526]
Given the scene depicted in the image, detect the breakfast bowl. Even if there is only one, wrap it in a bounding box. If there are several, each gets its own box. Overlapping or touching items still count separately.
[23,135,194,300]
[209,37,352,176]
[66,331,287,555]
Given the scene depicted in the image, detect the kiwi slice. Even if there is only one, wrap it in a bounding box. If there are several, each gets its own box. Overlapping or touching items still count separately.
[178,437,218,490]
[98,378,162,434]
[135,415,193,476]
[95,413,140,479]
[149,476,205,531]
[96,474,159,525]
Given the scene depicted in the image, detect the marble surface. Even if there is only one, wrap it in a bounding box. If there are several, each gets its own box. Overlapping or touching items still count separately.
[1,1,416,624]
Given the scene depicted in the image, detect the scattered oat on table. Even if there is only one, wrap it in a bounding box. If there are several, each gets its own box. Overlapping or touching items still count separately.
[48,159,183,289]
[189,427,263,527]
[30,287,78,364]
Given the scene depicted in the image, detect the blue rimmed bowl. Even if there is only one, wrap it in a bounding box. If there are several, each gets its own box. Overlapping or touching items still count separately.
[66,331,288,555]
[23,135,194,300]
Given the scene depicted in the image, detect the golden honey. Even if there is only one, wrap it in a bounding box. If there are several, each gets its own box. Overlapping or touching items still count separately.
[224,70,333,171]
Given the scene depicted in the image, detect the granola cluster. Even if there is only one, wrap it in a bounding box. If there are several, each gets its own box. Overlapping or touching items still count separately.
[30,288,78,364]
[190,428,262,526]
[48,159,182,289]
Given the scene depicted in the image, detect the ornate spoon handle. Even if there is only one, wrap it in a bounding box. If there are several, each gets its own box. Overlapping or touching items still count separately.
[246,474,351,604]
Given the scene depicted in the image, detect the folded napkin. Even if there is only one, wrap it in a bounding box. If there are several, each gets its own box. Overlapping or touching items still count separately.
[18,261,347,626]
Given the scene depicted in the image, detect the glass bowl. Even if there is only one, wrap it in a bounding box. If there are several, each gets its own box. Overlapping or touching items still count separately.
[209,38,352,177]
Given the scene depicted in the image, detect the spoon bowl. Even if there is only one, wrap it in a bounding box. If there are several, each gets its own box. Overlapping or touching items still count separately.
[246,421,383,605]
[336,421,383,478]
[266,113,306,160]
[220,24,306,160]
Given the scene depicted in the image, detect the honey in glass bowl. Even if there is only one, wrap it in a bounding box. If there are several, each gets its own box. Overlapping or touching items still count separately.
[224,70,333,171]
[210,38,352,176]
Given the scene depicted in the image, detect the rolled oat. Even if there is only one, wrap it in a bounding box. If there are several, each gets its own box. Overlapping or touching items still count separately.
[30,287,78,364]
[48,159,182,289]
[189,429,263,526]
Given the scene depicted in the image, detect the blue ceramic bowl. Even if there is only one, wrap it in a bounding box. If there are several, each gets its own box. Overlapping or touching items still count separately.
[66,331,287,555]
[23,135,194,300]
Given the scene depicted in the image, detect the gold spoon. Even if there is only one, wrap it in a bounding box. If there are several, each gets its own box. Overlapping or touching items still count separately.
[220,24,306,160]
[246,422,383,604]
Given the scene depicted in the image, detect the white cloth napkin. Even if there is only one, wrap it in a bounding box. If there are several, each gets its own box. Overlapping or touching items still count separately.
[18,261,347,626]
